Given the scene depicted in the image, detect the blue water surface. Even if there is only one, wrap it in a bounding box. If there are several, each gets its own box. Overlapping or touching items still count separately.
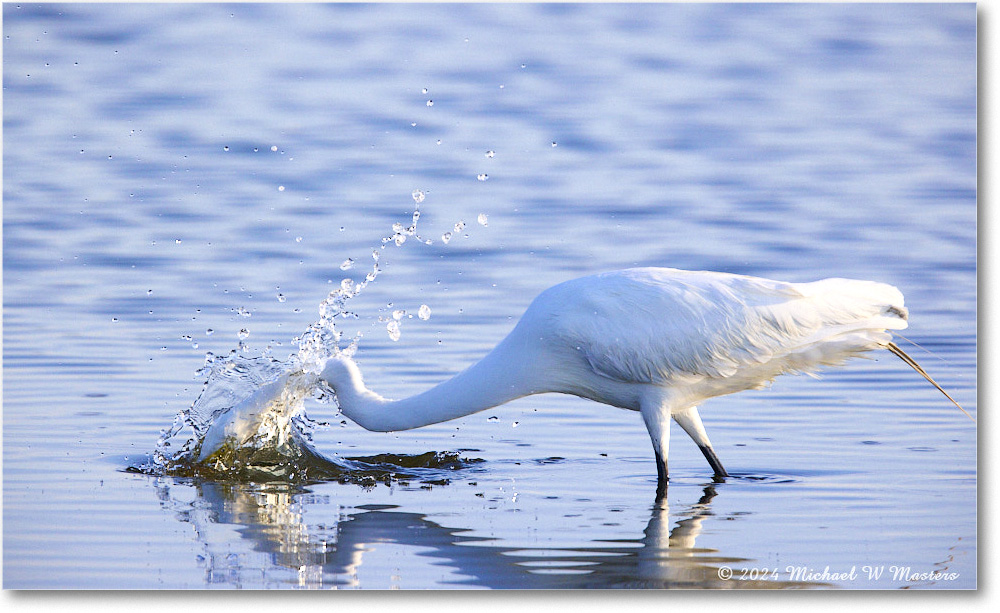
[3,2,976,589]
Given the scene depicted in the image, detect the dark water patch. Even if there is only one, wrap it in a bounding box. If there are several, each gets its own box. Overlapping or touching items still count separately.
[4,2,68,21]
[77,253,174,271]
[2,75,65,97]
[1,356,123,374]
[926,130,976,162]
[534,456,566,465]
[908,184,977,202]
[717,62,779,83]
[628,53,682,72]
[129,439,484,489]
[820,37,877,57]
[723,472,800,484]
[104,92,210,117]
[654,122,743,152]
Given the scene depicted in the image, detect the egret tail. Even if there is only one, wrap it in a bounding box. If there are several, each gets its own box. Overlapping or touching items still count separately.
[886,341,973,422]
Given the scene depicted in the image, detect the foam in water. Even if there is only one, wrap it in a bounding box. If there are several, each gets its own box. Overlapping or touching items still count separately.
[144,199,486,484]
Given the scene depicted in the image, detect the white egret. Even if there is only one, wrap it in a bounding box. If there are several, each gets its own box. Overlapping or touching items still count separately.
[319,267,967,488]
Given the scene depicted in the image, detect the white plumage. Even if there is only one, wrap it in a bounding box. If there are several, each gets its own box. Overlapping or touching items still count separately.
[544,268,906,383]
[317,267,932,490]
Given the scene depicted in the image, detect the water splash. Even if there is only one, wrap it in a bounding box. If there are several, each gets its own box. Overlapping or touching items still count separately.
[146,198,488,484]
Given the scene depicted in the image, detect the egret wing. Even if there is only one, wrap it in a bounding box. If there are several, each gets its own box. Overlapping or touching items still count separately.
[550,268,905,384]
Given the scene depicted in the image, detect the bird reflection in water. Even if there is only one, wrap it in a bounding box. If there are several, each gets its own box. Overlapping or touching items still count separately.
[151,479,825,589]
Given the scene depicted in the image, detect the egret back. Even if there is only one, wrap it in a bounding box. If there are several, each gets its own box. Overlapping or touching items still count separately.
[543,268,908,387]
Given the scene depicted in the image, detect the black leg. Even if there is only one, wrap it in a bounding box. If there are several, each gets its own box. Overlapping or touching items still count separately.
[698,444,728,479]
[654,449,669,498]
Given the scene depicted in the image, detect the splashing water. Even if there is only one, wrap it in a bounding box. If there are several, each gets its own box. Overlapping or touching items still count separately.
[143,199,487,484]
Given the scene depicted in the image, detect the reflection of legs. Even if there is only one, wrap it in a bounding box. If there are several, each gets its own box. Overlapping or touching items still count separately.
[673,406,728,478]
[667,484,719,550]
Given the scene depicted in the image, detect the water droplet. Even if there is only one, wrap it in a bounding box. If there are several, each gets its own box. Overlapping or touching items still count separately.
[206,328,214,336]
[295,236,302,243]
[436,139,442,145]
[426,100,434,107]
[340,258,354,270]
[551,141,558,147]
[175,239,182,244]
[341,278,355,293]
[394,234,407,246]
[271,145,278,152]
[277,293,286,303]
[422,87,429,94]
[278,185,285,192]
[238,329,249,340]
[223,146,229,151]
[520,63,526,69]
[146,289,153,296]
[477,213,489,226]
[386,320,401,341]
[418,304,431,320]
[441,232,452,244]
[453,220,466,233]
[512,421,519,428]
[485,150,495,158]
[181,335,193,341]
[412,189,425,203]
[477,173,488,181]
[411,122,417,127]
[392,309,405,321]
[111,317,118,323]
[487,416,499,423]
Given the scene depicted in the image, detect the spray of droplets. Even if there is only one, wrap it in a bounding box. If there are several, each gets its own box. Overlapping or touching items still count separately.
[293,189,487,370]
[155,189,490,471]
